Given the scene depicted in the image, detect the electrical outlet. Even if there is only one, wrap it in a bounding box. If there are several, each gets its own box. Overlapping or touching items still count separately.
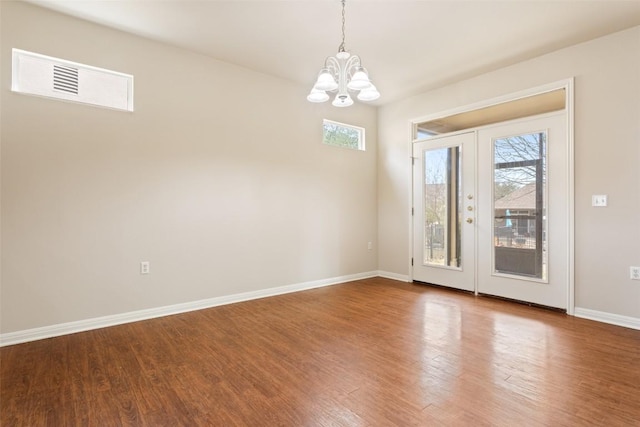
[631,267,640,281]
[140,261,150,275]
[592,195,608,207]
[367,242,373,250]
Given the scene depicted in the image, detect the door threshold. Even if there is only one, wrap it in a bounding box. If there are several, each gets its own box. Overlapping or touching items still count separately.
[478,293,566,313]
[412,281,566,313]
[412,280,475,295]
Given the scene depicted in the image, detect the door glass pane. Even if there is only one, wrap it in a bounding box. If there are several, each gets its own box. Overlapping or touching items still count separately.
[423,146,462,268]
[493,132,547,280]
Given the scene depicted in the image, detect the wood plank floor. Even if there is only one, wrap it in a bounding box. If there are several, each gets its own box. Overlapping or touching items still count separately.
[2,277,639,426]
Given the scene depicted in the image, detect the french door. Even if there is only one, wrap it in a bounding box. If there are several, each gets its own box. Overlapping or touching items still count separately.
[412,112,569,309]
[477,113,568,308]
[412,132,476,292]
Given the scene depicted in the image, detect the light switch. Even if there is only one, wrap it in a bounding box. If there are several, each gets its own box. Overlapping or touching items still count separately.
[592,195,607,207]
[140,261,150,274]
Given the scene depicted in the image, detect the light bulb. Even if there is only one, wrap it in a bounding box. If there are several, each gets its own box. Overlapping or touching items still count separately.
[313,68,338,91]
[332,93,354,107]
[357,84,380,102]
[347,67,372,90]
[307,88,329,103]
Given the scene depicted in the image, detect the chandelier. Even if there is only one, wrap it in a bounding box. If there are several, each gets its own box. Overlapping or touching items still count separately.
[307,0,380,107]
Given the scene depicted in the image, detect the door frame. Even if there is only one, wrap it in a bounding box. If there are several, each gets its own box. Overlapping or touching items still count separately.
[408,79,575,315]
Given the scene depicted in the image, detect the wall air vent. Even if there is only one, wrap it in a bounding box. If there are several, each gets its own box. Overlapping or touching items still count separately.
[11,49,133,111]
[53,65,79,95]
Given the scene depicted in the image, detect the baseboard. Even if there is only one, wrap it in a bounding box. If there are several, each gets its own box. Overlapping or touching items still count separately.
[574,307,640,330]
[0,271,379,347]
[377,270,410,282]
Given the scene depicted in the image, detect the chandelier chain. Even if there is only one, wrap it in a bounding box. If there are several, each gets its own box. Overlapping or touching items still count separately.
[338,0,346,53]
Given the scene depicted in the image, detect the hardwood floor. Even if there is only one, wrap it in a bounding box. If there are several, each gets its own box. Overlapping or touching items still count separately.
[2,277,639,426]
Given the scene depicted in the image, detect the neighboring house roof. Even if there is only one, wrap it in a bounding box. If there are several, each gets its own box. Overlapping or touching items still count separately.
[494,183,537,210]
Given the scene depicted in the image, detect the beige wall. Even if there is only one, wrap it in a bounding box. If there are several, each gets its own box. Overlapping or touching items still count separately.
[378,26,640,319]
[2,2,637,336]
[0,2,378,333]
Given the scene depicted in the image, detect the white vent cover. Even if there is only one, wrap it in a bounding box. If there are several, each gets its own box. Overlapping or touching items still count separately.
[53,65,79,94]
[11,49,133,111]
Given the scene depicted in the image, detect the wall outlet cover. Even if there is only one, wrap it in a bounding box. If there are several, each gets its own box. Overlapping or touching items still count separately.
[592,195,608,207]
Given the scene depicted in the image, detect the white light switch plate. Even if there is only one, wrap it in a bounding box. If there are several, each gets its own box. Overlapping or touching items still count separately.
[140,261,150,274]
[592,195,607,207]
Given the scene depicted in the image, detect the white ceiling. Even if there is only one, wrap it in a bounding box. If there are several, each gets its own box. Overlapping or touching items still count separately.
[25,0,640,105]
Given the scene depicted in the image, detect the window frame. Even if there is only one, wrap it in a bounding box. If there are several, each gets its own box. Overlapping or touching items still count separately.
[322,119,365,151]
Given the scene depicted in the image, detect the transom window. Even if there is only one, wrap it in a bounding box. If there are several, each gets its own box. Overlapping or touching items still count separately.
[322,119,365,151]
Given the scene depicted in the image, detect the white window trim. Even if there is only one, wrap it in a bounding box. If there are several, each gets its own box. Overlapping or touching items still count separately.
[322,119,366,151]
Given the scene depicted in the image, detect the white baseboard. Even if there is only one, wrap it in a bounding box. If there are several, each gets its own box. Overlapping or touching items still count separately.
[574,307,640,330]
[12,273,634,346]
[0,271,379,347]
[377,270,410,282]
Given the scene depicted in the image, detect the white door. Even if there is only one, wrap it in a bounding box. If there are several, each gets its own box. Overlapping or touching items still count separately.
[412,132,475,291]
[477,113,568,309]
[412,113,569,309]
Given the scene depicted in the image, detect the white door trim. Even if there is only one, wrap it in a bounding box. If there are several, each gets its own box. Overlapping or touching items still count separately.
[409,78,575,315]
